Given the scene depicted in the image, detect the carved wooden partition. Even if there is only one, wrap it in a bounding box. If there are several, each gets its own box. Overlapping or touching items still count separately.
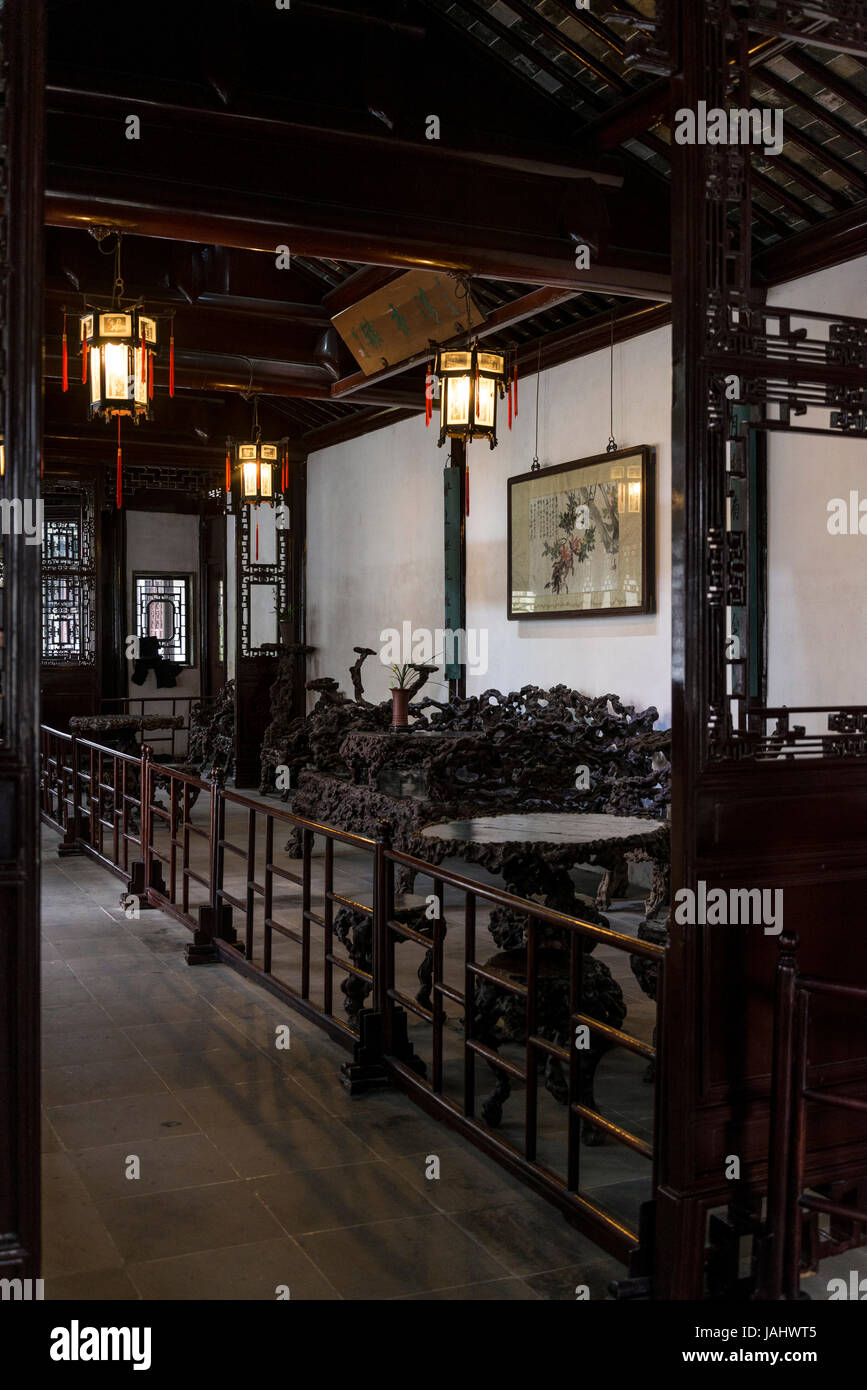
[0,0,45,1282]
[650,0,867,1297]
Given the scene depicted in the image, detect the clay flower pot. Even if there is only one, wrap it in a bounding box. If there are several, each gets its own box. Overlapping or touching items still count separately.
[279,620,293,646]
[391,687,410,730]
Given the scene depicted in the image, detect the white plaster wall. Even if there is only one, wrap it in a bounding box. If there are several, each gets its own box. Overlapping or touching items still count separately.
[765,256,867,729]
[307,415,446,706]
[307,325,672,724]
[125,510,200,703]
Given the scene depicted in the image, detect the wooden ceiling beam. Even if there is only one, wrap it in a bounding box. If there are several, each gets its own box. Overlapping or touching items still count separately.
[579,79,671,149]
[41,176,669,299]
[755,200,867,285]
[46,86,622,187]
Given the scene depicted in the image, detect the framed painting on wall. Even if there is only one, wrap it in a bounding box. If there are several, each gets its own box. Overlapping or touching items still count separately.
[507,445,655,620]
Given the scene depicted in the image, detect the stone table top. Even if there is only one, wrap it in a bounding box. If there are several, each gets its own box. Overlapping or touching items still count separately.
[70,714,185,732]
[420,812,666,848]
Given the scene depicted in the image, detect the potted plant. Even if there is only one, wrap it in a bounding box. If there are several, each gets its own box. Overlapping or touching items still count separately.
[389,664,413,730]
[276,604,293,646]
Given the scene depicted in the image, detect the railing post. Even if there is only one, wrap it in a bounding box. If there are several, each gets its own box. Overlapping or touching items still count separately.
[127,743,161,907]
[340,817,393,1094]
[57,731,84,857]
[761,929,800,1300]
[187,762,235,964]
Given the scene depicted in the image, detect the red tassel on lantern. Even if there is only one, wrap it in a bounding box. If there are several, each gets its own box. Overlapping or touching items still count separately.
[169,331,175,398]
[116,418,123,509]
[507,382,512,430]
[513,363,518,416]
[225,448,231,494]
[82,334,88,385]
[425,363,433,427]
[255,516,259,562]
[148,352,154,400]
[140,322,146,383]
[465,462,470,517]
[62,313,68,392]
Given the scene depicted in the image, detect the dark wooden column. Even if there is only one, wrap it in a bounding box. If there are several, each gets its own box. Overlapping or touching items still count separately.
[200,509,227,697]
[444,440,467,700]
[657,0,867,1298]
[0,0,45,1282]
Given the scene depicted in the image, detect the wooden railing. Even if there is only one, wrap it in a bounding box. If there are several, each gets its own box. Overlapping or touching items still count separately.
[40,724,143,881]
[39,724,665,1267]
[764,931,867,1299]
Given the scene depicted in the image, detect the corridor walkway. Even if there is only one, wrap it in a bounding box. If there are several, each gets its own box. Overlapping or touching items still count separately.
[40,825,624,1301]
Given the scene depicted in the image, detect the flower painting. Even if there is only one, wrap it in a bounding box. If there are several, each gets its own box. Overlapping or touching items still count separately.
[508,446,654,620]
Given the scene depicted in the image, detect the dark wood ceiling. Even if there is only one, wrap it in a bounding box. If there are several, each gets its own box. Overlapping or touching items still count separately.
[42,0,867,470]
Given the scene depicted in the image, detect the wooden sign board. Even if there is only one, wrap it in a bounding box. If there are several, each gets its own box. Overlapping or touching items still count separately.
[332,269,483,376]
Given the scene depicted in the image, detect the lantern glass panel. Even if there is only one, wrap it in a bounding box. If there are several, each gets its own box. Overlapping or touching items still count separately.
[260,464,273,499]
[105,342,130,401]
[477,351,504,376]
[475,376,495,428]
[90,348,101,405]
[100,312,132,338]
[134,347,147,406]
[242,460,259,498]
[445,374,471,427]
[440,351,472,373]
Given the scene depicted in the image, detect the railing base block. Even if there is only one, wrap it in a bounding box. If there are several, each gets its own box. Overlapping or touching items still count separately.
[185,905,231,966]
[340,1058,392,1095]
[608,1275,653,1300]
[340,1009,392,1095]
[185,940,222,966]
[127,861,158,911]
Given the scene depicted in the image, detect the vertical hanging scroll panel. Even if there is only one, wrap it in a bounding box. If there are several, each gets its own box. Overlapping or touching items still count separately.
[0,0,46,1282]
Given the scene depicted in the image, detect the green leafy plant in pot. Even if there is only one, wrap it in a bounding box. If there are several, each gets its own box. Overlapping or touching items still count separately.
[389,664,413,730]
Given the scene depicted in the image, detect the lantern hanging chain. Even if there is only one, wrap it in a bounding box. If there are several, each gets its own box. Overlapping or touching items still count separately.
[112,231,124,308]
[531,340,541,471]
[455,275,473,344]
[607,310,617,453]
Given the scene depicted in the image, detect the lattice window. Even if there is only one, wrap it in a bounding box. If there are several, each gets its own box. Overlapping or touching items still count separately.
[134,574,193,665]
[41,485,96,665]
